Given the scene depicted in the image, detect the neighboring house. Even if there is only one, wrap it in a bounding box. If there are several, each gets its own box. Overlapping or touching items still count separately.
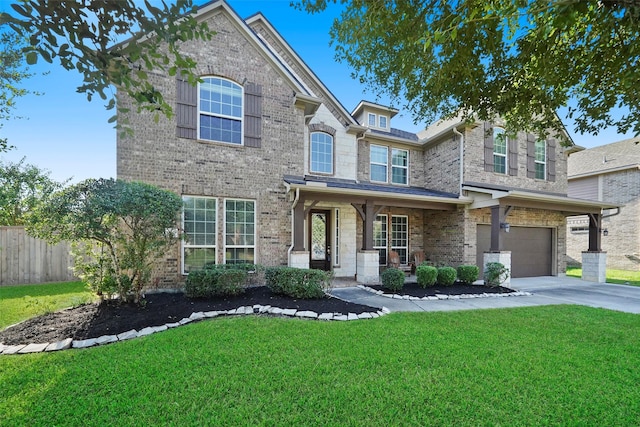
[567,137,640,271]
[117,0,614,287]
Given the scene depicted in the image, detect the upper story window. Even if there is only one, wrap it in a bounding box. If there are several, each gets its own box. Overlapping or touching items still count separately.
[535,139,546,179]
[493,127,507,174]
[368,113,376,127]
[198,77,243,145]
[379,115,388,129]
[310,132,334,174]
[370,145,388,182]
[391,148,408,185]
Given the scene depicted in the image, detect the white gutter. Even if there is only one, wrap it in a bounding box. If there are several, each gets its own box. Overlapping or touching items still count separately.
[285,184,300,262]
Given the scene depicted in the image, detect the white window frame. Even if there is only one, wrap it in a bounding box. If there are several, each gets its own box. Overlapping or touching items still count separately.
[391,148,409,185]
[223,198,256,265]
[374,214,388,266]
[379,115,388,129]
[370,144,389,183]
[493,127,507,174]
[182,196,217,275]
[391,215,409,265]
[310,132,334,174]
[535,139,547,179]
[368,113,377,127]
[197,76,244,145]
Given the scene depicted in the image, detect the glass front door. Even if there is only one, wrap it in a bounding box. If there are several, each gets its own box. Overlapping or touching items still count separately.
[309,210,331,271]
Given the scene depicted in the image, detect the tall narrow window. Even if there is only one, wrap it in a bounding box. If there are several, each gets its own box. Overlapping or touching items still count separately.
[182,196,217,273]
[199,77,243,144]
[379,115,388,129]
[225,199,255,264]
[310,132,333,174]
[391,148,408,185]
[374,214,388,265]
[391,215,408,265]
[493,127,507,174]
[535,139,546,179]
[368,113,376,127]
[370,145,388,182]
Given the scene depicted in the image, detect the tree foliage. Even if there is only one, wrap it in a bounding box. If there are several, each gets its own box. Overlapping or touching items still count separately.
[26,178,183,303]
[298,0,640,142]
[0,157,66,225]
[0,0,212,128]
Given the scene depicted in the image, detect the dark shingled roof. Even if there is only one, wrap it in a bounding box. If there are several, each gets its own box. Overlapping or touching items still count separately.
[368,127,419,142]
[285,175,459,199]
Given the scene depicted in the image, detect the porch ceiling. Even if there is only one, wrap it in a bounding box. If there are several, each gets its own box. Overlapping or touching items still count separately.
[284,175,471,211]
[462,182,620,215]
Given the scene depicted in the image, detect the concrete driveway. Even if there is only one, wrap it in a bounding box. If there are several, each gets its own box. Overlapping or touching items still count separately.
[330,276,640,314]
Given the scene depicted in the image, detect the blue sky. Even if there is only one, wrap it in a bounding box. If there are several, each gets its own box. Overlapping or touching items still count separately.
[0,0,634,184]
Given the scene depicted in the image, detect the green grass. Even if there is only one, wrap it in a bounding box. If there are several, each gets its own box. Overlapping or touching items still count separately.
[0,281,94,329]
[1,306,640,426]
[567,266,640,286]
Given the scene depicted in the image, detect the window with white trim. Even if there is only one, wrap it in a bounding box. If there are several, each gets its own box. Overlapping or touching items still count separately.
[182,196,217,273]
[225,199,255,264]
[379,115,388,129]
[391,148,408,185]
[535,139,546,179]
[493,127,507,174]
[374,214,388,265]
[310,132,334,174]
[391,215,408,265]
[370,145,388,182]
[199,77,243,144]
[368,113,376,127]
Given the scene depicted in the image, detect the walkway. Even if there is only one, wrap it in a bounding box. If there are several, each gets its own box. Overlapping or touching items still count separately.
[330,276,640,314]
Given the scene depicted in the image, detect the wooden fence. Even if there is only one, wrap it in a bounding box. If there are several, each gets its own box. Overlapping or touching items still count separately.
[0,226,76,286]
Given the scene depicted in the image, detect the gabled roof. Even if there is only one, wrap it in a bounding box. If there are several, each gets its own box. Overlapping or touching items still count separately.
[568,137,640,179]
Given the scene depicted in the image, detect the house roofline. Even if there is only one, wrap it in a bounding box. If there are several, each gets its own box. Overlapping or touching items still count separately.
[568,164,640,180]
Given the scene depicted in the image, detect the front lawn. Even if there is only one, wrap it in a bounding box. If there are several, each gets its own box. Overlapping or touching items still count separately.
[1,306,639,425]
[567,266,640,286]
[0,281,94,329]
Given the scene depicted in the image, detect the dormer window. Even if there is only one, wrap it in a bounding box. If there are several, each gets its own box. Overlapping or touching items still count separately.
[379,115,388,129]
[368,113,376,127]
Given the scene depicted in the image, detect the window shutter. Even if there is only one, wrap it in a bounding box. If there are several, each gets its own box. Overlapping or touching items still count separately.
[526,133,536,178]
[244,82,262,148]
[483,121,494,172]
[547,138,556,182]
[176,77,197,139]
[508,137,518,176]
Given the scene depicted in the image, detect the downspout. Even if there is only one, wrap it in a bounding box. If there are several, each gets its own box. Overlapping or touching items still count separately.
[286,184,300,263]
[452,126,464,196]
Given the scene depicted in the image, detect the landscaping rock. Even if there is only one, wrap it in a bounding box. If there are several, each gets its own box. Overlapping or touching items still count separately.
[95,335,118,345]
[318,313,333,320]
[117,330,138,340]
[295,311,318,319]
[18,343,49,354]
[45,338,73,352]
[281,309,297,316]
[2,344,26,354]
[72,339,97,349]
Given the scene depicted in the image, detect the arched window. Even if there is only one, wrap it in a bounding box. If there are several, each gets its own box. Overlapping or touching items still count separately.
[198,77,243,144]
[310,132,334,174]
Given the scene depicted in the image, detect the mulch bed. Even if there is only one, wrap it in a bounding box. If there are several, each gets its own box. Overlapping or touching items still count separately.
[367,281,515,297]
[0,286,378,346]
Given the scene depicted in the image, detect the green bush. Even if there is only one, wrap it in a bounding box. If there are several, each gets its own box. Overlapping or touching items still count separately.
[265,267,331,299]
[437,266,457,286]
[207,263,265,286]
[484,262,510,287]
[185,267,248,298]
[416,265,438,288]
[457,265,479,284]
[381,267,405,292]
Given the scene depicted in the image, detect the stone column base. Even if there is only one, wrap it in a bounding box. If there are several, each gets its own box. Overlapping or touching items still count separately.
[582,251,606,283]
[483,251,511,287]
[289,251,310,269]
[356,250,380,284]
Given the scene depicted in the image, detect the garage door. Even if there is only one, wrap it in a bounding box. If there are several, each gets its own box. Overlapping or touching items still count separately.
[477,225,553,278]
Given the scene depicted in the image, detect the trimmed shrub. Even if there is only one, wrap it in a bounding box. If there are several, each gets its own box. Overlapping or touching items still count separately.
[185,267,247,298]
[436,266,457,286]
[265,267,331,299]
[416,265,438,288]
[484,262,510,287]
[381,267,405,292]
[457,265,480,284]
[210,263,265,286]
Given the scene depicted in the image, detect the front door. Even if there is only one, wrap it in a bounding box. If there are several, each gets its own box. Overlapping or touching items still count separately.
[309,210,331,271]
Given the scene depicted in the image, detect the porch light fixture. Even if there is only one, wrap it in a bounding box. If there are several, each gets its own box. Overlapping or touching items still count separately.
[500,222,510,233]
[603,228,609,236]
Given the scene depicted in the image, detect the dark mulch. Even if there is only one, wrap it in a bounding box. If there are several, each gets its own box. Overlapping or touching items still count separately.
[368,281,515,297]
[0,286,379,346]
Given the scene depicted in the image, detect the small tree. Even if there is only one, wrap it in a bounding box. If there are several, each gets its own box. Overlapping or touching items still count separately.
[27,178,182,303]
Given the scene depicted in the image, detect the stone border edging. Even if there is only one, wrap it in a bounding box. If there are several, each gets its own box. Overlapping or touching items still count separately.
[358,284,532,300]
[0,303,390,356]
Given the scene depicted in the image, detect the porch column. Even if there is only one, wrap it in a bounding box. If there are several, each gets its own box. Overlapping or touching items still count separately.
[363,199,375,250]
[292,196,305,251]
[490,205,503,251]
[485,205,511,283]
[588,213,602,252]
[582,213,606,282]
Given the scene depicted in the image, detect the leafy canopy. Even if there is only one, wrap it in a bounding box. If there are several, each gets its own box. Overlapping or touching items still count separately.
[0,157,67,226]
[297,0,640,142]
[0,0,212,129]
[27,179,183,303]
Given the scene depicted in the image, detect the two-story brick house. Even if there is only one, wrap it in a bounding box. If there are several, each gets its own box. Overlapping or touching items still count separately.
[117,0,615,287]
